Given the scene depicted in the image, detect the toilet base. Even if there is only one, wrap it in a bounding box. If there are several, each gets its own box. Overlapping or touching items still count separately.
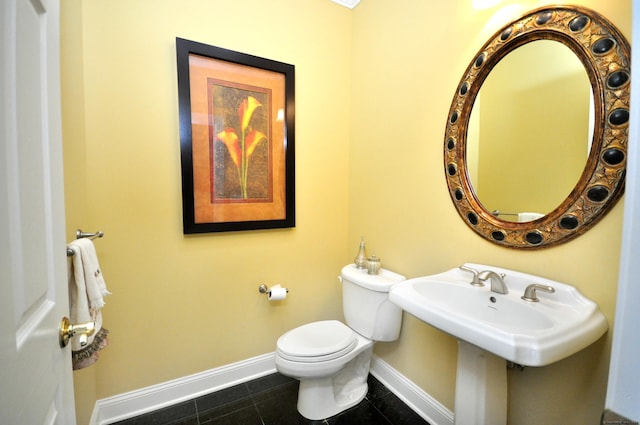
[297,348,372,420]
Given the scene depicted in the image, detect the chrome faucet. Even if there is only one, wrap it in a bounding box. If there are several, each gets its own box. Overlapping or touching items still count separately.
[478,270,508,294]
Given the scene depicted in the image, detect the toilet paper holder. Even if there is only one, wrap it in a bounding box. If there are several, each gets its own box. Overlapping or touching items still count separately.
[258,284,289,296]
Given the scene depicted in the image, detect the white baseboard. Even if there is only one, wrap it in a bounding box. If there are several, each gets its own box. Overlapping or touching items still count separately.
[90,353,276,425]
[370,356,454,425]
[90,353,453,425]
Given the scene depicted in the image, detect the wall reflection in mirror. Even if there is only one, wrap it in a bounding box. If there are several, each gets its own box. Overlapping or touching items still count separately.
[467,40,593,223]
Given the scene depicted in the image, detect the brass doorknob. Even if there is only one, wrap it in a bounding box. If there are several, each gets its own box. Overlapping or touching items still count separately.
[59,317,96,348]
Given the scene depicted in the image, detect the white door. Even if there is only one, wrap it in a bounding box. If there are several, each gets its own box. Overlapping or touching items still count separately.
[605,0,640,421]
[0,0,76,424]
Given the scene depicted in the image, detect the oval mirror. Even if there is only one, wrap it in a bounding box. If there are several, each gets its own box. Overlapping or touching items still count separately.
[468,40,593,221]
[444,5,630,249]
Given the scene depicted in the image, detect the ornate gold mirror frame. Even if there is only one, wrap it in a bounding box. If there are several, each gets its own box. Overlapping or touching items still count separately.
[444,5,630,249]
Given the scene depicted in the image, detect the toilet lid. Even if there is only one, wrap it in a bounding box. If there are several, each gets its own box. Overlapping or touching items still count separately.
[276,320,357,362]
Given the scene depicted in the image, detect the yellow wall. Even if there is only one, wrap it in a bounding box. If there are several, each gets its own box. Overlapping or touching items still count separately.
[350,1,628,424]
[61,0,630,424]
[61,0,353,422]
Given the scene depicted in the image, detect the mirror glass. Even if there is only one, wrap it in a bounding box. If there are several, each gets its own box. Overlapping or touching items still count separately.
[444,5,630,249]
[466,40,593,222]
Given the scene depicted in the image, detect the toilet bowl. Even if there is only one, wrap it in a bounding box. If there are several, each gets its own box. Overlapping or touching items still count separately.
[275,265,405,420]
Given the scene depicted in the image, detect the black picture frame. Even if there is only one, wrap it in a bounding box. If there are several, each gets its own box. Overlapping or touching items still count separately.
[176,37,295,234]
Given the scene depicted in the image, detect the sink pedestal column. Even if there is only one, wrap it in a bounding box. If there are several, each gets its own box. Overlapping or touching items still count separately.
[454,340,507,425]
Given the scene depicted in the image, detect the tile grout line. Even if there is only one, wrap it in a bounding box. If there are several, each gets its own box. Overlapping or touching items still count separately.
[246,382,268,425]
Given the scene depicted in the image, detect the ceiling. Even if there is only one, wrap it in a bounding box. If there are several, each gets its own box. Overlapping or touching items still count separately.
[331,0,360,9]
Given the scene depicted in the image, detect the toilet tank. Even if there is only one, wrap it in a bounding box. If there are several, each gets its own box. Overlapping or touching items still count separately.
[341,264,405,341]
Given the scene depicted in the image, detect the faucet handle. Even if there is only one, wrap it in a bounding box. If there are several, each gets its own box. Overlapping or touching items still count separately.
[459,265,484,287]
[521,284,555,302]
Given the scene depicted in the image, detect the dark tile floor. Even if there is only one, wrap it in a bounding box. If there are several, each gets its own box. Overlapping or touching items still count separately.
[111,373,430,425]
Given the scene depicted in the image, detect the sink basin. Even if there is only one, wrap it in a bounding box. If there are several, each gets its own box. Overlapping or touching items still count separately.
[389,263,608,367]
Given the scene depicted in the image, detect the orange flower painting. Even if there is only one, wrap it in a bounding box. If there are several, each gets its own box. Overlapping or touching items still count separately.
[178,38,294,233]
[209,85,271,201]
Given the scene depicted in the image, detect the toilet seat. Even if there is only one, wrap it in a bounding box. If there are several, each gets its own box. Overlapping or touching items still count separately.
[276,320,357,363]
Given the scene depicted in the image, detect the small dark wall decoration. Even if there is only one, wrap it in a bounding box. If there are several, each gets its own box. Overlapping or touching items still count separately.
[176,38,295,233]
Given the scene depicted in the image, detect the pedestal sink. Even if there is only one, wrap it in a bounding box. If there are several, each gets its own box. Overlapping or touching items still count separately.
[389,263,608,425]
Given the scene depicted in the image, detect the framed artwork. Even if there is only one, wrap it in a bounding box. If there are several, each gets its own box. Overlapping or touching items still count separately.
[176,38,295,233]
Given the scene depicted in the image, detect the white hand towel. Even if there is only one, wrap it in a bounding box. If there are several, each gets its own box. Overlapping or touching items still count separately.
[67,238,111,366]
[68,239,110,312]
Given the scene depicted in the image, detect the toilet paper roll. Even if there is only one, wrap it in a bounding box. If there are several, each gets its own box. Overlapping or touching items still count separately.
[268,285,287,301]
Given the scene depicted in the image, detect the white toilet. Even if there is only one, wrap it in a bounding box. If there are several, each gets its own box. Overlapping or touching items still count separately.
[275,264,405,420]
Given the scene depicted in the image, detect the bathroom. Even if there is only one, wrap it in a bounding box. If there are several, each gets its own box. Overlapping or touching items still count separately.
[60,0,631,424]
